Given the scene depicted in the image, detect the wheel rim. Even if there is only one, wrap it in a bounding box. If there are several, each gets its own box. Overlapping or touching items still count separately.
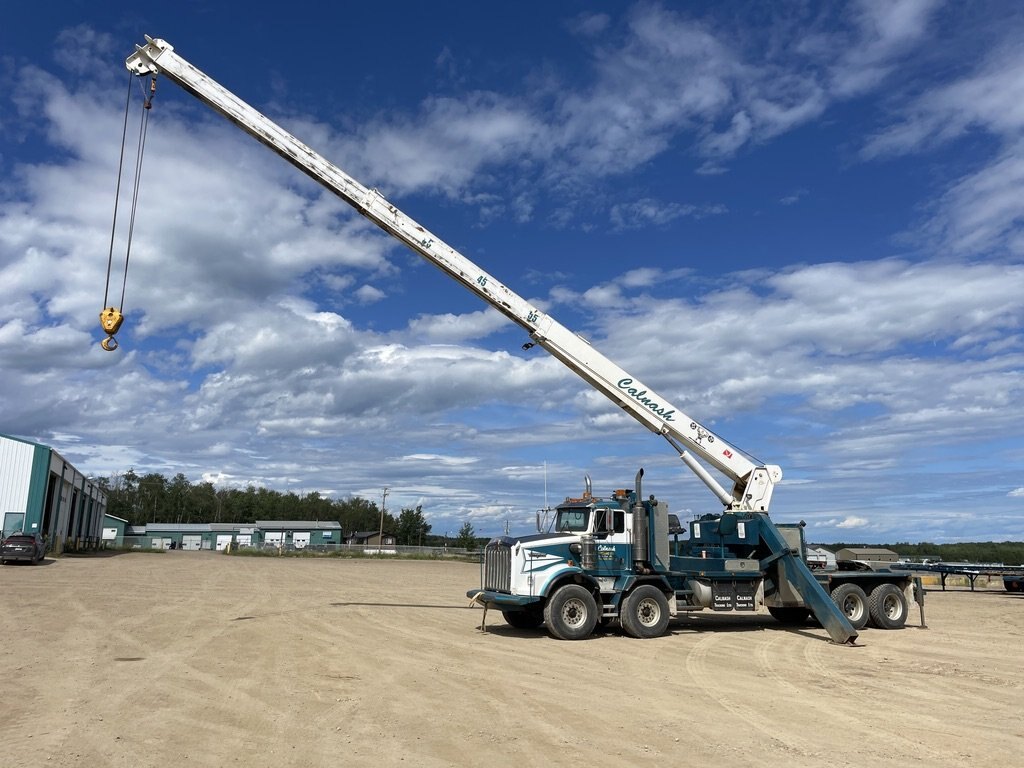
[843,597,862,620]
[636,597,662,627]
[882,594,902,619]
[560,598,588,628]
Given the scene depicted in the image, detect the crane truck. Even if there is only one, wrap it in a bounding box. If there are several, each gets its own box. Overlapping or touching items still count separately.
[110,37,923,644]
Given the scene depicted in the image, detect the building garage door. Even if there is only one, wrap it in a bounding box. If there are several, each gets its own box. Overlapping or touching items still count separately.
[293,532,310,549]
[181,535,202,551]
[215,534,233,551]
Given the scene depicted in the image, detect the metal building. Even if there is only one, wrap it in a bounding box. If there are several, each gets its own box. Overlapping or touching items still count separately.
[113,520,343,551]
[0,434,108,554]
[256,520,342,550]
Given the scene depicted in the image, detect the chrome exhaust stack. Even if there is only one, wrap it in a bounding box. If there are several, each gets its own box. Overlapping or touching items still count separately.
[632,468,648,566]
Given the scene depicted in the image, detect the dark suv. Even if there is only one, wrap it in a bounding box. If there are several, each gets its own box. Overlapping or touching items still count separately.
[1,532,46,564]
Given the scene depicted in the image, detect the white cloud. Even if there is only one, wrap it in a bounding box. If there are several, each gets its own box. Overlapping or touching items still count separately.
[860,44,1024,257]
[863,45,1024,159]
[920,142,1024,257]
[609,198,727,231]
[1009,488,1024,498]
[406,309,509,344]
[836,516,870,529]
[829,0,939,97]
[354,285,386,304]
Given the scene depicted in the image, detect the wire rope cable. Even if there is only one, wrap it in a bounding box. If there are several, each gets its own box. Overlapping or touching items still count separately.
[100,75,155,350]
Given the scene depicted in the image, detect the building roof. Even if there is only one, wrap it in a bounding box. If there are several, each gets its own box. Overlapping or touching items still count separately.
[1,432,38,448]
[837,547,898,561]
[209,523,255,532]
[147,523,212,533]
[255,520,342,530]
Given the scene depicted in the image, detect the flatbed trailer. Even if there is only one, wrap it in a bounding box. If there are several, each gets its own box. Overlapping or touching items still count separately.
[896,561,1024,592]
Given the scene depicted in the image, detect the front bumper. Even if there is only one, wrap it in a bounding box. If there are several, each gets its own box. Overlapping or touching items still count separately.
[466,589,539,611]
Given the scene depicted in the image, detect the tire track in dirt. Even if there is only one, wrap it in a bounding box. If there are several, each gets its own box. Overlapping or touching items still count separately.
[682,632,832,761]
[800,639,949,764]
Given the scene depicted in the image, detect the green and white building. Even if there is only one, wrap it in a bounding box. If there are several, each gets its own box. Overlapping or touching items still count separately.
[118,520,343,550]
[0,434,108,553]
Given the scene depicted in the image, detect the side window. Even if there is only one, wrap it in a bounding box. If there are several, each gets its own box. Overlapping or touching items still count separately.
[614,510,625,533]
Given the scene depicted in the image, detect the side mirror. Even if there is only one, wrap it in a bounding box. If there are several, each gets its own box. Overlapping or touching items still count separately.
[718,513,738,536]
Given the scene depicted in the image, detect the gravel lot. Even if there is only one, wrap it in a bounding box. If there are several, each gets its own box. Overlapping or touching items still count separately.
[0,552,1021,767]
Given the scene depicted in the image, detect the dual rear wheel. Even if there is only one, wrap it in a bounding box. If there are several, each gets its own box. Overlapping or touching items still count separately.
[769,583,910,630]
[830,582,909,630]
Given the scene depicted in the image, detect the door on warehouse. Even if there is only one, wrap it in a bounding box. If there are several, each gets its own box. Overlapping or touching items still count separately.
[293,532,311,550]
[215,534,233,551]
[181,535,202,551]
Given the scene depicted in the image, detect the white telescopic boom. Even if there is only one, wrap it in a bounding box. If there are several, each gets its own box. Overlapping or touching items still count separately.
[125,37,781,511]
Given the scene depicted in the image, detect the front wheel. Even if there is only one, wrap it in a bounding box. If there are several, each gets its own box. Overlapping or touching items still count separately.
[831,583,869,630]
[620,585,670,639]
[544,584,598,641]
[868,583,908,629]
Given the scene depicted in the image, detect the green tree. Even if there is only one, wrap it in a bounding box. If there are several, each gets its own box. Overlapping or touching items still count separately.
[395,506,431,546]
[168,472,192,523]
[454,521,476,551]
[138,473,169,522]
[336,497,396,537]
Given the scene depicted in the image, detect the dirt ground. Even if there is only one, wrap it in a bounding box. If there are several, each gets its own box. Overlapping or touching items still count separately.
[1,552,1021,768]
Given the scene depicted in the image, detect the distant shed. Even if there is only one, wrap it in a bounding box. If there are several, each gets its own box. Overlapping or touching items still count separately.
[837,547,899,563]
[102,513,129,546]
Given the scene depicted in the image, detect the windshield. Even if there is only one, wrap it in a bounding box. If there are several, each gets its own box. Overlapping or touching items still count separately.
[555,508,590,532]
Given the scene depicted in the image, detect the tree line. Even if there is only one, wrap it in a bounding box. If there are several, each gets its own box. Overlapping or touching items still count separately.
[97,469,479,548]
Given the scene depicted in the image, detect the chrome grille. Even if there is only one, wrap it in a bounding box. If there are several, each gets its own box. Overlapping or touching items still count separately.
[483,541,512,593]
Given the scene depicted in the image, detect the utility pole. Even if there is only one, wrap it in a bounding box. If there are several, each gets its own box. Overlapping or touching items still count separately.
[378,487,389,555]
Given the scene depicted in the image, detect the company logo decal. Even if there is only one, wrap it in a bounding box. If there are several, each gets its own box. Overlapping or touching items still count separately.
[616,378,676,422]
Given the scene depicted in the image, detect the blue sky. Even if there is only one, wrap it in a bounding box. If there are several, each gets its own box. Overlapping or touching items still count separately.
[1,1,1022,543]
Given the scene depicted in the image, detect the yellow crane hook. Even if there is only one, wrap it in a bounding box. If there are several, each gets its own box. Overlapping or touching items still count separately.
[99,307,124,351]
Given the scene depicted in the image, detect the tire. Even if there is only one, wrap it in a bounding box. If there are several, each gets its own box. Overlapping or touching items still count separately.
[543,584,599,641]
[502,608,543,629]
[868,583,908,630]
[767,606,811,625]
[830,583,870,630]
[620,585,670,639]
